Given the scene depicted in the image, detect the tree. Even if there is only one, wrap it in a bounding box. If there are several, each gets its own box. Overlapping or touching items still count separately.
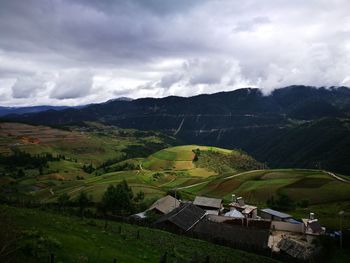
[134,191,145,202]
[275,193,295,211]
[100,180,134,216]
[57,193,70,210]
[16,169,25,178]
[267,193,295,211]
[75,192,91,218]
[166,189,182,200]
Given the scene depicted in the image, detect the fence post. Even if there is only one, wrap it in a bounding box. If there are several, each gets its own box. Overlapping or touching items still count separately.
[50,253,55,263]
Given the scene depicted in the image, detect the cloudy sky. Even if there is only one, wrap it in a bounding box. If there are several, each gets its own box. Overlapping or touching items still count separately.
[0,0,350,106]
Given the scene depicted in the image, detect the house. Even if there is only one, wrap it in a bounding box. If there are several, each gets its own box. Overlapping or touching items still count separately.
[148,195,180,214]
[193,218,270,251]
[277,237,315,261]
[229,197,257,218]
[260,208,293,221]
[302,213,325,235]
[193,196,222,215]
[155,203,206,233]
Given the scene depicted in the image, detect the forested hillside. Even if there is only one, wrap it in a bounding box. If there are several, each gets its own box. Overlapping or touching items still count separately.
[4,86,350,175]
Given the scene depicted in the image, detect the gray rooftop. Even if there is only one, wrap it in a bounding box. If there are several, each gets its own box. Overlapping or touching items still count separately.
[193,196,222,209]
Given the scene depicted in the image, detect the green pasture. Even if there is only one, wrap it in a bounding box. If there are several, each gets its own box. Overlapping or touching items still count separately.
[0,205,278,263]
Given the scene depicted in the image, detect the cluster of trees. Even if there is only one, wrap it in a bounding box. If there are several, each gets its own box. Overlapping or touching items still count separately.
[101,162,137,174]
[266,193,309,211]
[0,151,61,169]
[82,163,95,174]
[193,149,264,174]
[56,180,145,221]
[0,151,68,178]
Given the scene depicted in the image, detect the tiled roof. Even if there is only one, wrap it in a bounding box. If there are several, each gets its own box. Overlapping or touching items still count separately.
[156,203,206,231]
[148,195,180,214]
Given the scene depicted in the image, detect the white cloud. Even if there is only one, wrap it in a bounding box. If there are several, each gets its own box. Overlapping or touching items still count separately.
[50,70,93,99]
[0,0,349,106]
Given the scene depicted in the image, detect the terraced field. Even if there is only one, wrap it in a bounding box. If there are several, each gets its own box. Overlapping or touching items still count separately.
[1,125,350,229]
[143,145,231,173]
[0,122,176,165]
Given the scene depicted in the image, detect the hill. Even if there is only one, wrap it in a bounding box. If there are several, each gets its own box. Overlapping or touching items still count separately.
[0,205,277,263]
[5,85,350,175]
[2,140,349,230]
[0,122,178,180]
[143,145,237,171]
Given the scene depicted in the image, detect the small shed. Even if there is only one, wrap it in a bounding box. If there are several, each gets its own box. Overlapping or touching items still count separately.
[229,198,257,218]
[260,208,292,221]
[302,219,325,235]
[148,195,180,214]
[193,196,222,213]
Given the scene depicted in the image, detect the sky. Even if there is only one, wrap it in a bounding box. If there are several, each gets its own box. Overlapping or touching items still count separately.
[0,0,350,106]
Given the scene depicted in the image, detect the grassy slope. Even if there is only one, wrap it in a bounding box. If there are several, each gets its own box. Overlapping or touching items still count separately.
[9,144,350,229]
[41,145,260,202]
[180,169,350,229]
[1,205,278,263]
[2,128,350,230]
[0,122,176,166]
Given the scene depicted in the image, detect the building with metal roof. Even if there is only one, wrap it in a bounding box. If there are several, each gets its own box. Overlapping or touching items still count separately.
[260,208,293,221]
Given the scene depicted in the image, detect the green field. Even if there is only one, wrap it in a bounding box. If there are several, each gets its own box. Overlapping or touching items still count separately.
[0,205,278,263]
[1,123,350,230]
[143,145,232,172]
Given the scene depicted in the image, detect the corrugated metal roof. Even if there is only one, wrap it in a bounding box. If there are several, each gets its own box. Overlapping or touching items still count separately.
[260,208,292,219]
[193,196,222,209]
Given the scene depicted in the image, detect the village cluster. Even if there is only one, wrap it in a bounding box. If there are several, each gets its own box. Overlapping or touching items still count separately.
[133,194,325,260]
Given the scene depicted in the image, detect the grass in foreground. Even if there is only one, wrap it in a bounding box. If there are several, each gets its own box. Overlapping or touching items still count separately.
[0,205,278,263]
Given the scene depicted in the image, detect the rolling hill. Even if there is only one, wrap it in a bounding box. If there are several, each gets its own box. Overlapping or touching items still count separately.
[4,85,350,175]
[2,136,349,229]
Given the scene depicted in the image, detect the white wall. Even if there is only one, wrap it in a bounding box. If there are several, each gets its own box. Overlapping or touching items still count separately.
[271,221,304,233]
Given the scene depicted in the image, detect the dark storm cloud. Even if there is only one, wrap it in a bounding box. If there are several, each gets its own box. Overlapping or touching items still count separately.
[0,0,349,106]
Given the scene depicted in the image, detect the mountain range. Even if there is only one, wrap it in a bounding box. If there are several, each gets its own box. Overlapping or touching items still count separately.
[3,85,350,175]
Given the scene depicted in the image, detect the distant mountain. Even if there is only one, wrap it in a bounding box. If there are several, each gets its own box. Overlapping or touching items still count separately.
[104,97,133,103]
[0,105,87,117]
[4,85,350,175]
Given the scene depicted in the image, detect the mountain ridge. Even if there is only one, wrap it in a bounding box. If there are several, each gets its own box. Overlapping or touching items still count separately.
[3,85,350,175]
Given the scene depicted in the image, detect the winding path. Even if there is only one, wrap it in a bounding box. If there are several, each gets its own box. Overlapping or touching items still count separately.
[324,170,350,184]
[176,170,264,190]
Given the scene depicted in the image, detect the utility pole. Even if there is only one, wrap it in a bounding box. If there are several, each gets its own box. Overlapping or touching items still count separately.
[339,210,344,249]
